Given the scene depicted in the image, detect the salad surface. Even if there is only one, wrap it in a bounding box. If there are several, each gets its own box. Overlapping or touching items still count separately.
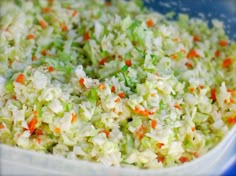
[0,0,235,169]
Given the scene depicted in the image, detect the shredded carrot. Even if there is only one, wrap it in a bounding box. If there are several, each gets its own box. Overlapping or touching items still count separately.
[71,113,77,123]
[185,62,193,69]
[135,125,146,140]
[157,156,165,163]
[174,104,182,110]
[215,50,220,57]
[181,49,186,53]
[78,78,85,87]
[48,0,54,4]
[55,127,61,133]
[227,116,236,124]
[222,58,232,68]
[36,137,41,144]
[98,84,106,90]
[171,54,178,60]
[219,40,228,47]
[179,156,189,163]
[125,60,132,67]
[35,129,43,135]
[60,24,68,32]
[102,129,110,138]
[111,85,116,93]
[118,92,125,98]
[41,50,47,56]
[146,19,154,28]
[150,93,155,97]
[210,88,217,101]
[151,119,157,129]
[230,98,234,104]
[48,66,54,72]
[0,123,4,129]
[33,110,38,116]
[189,87,195,93]
[134,106,153,117]
[157,142,164,149]
[15,73,25,83]
[227,89,235,96]
[32,56,37,61]
[193,152,199,158]
[84,31,90,41]
[99,58,107,65]
[39,20,47,28]
[172,38,179,42]
[115,97,121,103]
[105,1,111,6]
[12,95,17,100]
[193,35,200,42]
[187,49,199,59]
[26,34,35,40]
[28,117,37,134]
[72,10,78,17]
[191,127,196,132]
[42,7,51,13]
[198,85,204,89]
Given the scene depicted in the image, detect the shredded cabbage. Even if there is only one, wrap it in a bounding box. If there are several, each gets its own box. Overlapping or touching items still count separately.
[0,0,235,169]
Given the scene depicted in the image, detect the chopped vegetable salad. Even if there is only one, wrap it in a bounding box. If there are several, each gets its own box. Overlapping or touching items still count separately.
[0,0,235,169]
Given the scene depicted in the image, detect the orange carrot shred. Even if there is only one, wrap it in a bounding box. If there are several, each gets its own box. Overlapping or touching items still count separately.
[39,20,47,28]
[32,56,37,61]
[135,125,146,140]
[55,127,61,133]
[48,66,54,72]
[71,113,77,123]
[118,92,125,98]
[60,24,68,32]
[79,78,85,87]
[26,34,35,40]
[0,124,4,129]
[102,129,110,138]
[84,31,90,41]
[187,49,199,59]
[179,156,189,163]
[72,10,78,17]
[157,156,165,163]
[42,7,51,13]
[146,19,154,28]
[111,85,116,93]
[215,50,220,57]
[185,62,193,69]
[99,58,107,65]
[193,35,200,42]
[227,116,236,124]
[28,117,37,134]
[125,60,132,67]
[211,88,217,101]
[222,58,232,68]
[98,84,106,90]
[157,142,164,149]
[41,50,47,56]
[15,73,25,83]
[151,119,157,129]
[227,89,235,96]
[115,97,121,103]
[219,40,228,47]
[191,127,196,132]
[174,104,182,110]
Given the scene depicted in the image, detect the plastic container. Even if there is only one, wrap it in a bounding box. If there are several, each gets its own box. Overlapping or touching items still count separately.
[1,126,235,176]
[1,1,236,175]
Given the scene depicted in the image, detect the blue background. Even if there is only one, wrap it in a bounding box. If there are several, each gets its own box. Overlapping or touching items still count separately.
[143,1,236,175]
[143,0,236,41]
